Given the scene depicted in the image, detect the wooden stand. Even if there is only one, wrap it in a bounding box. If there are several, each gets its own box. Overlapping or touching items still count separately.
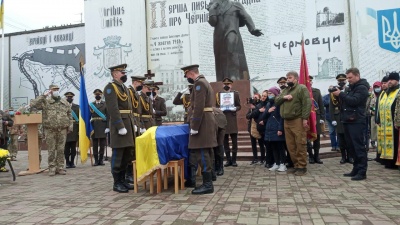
[13,114,44,176]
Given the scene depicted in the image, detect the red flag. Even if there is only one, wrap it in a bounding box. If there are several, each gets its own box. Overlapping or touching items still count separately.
[299,36,317,141]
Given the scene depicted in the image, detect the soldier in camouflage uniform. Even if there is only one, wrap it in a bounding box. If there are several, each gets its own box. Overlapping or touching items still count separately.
[30,84,73,176]
[7,107,22,161]
[0,109,14,172]
[64,92,79,168]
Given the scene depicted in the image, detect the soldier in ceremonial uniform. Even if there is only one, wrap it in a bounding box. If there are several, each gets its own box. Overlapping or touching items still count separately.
[0,109,14,172]
[213,107,227,176]
[64,92,79,168]
[128,75,146,136]
[182,64,217,195]
[89,89,109,166]
[138,80,156,132]
[307,76,325,164]
[216,78,241,167]
[330,74,352,164]
[152,85,167,126]
[173,84,193,123]
[103,64,135,193]
[30,84,72,176]
[7,107,21,161]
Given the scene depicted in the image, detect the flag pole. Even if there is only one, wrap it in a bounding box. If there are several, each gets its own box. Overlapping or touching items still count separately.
[1,0,4,109]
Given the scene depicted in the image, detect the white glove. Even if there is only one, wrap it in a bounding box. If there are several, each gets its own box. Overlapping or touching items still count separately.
[153,109,156,114]
[230,106,237,111]
[134,125,138,132]
[320,120,324,124]
[118,128,127,135]
[105,128,110,133]
[140,128,146,134]
[180,87,189,94]
[190,129,198,135]
[332,121,337,126]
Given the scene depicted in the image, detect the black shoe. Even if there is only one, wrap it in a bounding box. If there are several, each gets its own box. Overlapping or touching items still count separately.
[113,183,129,193]
[232,161,238,167]
[70,163,76,168]
[125,175,134,184]
[343,170,358,177]
[224,160,232,167]
[65,163,71,168]
[191,172,214,195]
[309,157,315,164]
[348,158,354,164]
[265,163,273,168]
[340,158,346,164]
[211,170,217,181]
[250,160,258,165]
[121,181,134,190]
[315,158,323,164]
[351,174,366,181]
[98,160,105,166]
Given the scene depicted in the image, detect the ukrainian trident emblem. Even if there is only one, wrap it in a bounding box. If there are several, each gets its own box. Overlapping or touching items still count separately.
[377,8,400,53]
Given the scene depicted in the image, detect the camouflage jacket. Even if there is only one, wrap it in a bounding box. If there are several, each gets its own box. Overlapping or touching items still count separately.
[8,122,21,135]
[30,95,73,131]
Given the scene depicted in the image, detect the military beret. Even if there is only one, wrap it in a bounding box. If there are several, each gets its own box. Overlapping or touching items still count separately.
[222,77,233,84]
[336,74,347,80]
[277,77,287,84]
[381,76,389,83]
[49,84,60,90]
[109,63,127,73]
[309,75,314,80]
[181,64,199,77]
[131,75,146,81]
[64,92,75,97]
[388,72,400,81]
[93,89,103,95]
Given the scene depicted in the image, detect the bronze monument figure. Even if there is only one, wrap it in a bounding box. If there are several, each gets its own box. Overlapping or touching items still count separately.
[208,0,263,81]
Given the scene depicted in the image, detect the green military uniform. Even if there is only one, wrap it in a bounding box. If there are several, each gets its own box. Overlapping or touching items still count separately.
[182,64,218,195]
[30,84,73,176]
[173,84,193,123]
[215,78,241,167]
[90,89,108,166]
[152,86,167,126]
[103,64,135,193]
[64,92,79,168]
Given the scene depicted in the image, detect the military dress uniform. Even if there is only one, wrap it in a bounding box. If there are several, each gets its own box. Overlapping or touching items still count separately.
[30,84,73,176]
[90,89,109,166]
[307,76,325,164]
[103,64,136,193]
[182,64,218,195]
[128,76,146,137]
[8,108,21,161]
[173,85,193,123]
[216,78,241,167]
[0,110,14,172]
[64,92,79,168]
[138,81,156,130]
[152,86,167,126]
[213,107,227,176]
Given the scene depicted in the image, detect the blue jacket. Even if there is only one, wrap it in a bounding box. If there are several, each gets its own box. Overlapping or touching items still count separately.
[260,100,285,142]
[322,94,331,121]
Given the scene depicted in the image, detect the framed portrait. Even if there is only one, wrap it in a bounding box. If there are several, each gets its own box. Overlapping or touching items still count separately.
[220,92,234,111]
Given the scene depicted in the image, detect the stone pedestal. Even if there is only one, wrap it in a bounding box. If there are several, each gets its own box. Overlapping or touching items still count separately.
[210,80,251,132]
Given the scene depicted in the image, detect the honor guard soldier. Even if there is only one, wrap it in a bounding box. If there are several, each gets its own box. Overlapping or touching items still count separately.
[216,77,241,167]
[173,84,193,123]
[152,85,167,126]
[89,89,109,166]
[64,92,79,168]
[182,64,217,195]
[138,80,156,133]
[128,75,146,136]
[103,64,135,193]
[30,84,73,176]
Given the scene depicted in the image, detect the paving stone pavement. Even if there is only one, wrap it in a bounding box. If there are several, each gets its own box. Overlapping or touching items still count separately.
[1,151,400,225]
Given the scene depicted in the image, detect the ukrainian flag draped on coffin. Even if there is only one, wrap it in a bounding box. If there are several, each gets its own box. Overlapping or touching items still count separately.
[79,63,93,163]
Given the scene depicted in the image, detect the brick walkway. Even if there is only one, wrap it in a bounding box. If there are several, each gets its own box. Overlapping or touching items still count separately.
[1,151,400,225]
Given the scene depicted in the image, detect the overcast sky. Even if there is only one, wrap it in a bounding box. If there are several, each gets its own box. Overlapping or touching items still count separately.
[4,0,84,34]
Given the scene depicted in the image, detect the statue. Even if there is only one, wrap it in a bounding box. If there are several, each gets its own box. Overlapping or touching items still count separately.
[208,0,263,81]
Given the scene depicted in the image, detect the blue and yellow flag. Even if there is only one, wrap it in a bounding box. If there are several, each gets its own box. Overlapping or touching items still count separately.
[0,0,4,29]
[79,63,93,163]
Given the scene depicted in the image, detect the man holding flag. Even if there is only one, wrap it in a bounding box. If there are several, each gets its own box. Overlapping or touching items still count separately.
[103,63,135,193]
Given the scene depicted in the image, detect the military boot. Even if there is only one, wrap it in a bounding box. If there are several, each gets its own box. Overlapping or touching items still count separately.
[112,173,128,193]
[65,157,71,168]
[232,152,238,167]
[340,148,346,164]
[93,154,99,166]
[70,156,76,168]
[191,172,214,195]
[98,154,105,166]
[185,166,197,188]
[120,171,134,190]
[125,165,134,184]
[224,151,232,167]
[216,146,224,176]
[314,149,323,164]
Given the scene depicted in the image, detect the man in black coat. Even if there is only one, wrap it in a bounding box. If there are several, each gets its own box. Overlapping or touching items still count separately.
[64,92,79,168]
[90,89,109,166]
[332,68,370,181]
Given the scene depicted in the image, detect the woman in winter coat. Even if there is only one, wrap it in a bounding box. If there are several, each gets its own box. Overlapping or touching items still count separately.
[260,87,286,172]
[246,93,266,165]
